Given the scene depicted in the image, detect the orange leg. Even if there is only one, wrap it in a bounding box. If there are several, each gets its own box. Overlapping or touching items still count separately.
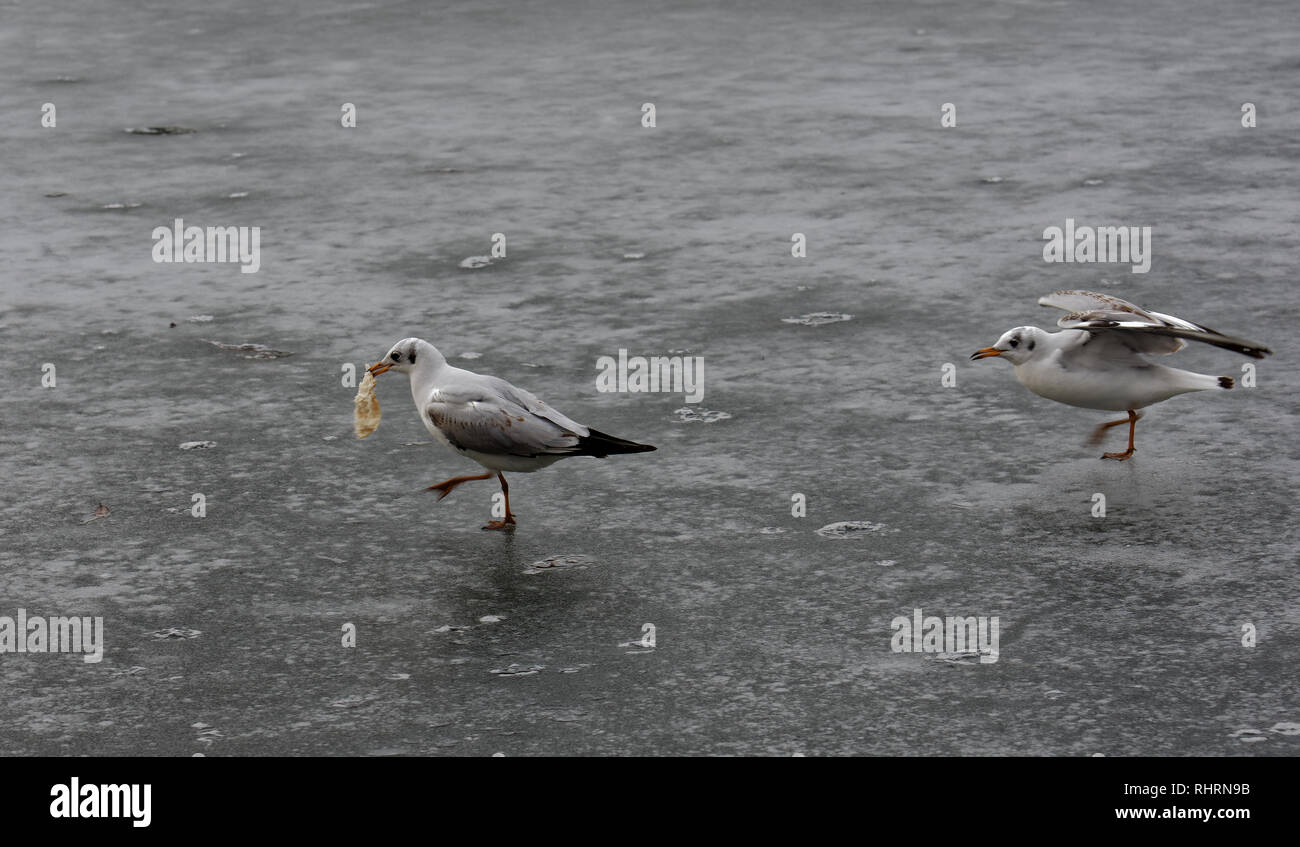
[1096,410,1141,460]
[481,472,517,531]
[1088,411,1142,445]
[425,472,493,500]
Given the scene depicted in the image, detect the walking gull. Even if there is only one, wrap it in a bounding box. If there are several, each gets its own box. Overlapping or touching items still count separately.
[366,337,656,529]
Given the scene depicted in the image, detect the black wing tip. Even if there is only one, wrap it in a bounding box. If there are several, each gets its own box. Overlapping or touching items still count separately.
[577,428,656,457]
[1217,340,1270,359]
[1219,376,1235,389]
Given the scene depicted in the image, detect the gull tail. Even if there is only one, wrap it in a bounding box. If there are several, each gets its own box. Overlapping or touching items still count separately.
[577,428,657,458]
[1176,370,1235,392]
[1160,367,1236,396]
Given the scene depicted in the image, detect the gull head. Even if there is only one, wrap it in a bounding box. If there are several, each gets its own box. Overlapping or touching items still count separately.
[368,337,424,377]
[971,326,1044,366]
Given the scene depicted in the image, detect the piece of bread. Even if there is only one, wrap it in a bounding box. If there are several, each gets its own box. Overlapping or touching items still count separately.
[354,370,381,438]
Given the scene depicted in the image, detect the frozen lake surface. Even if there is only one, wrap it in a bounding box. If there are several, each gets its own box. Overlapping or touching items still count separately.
[1,0,1297,755]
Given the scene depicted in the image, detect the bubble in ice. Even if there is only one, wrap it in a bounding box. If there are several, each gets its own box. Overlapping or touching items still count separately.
[179,441,217,450]
[782,312,852,327]
[815,520,895,538]
[523,554,595,575]
[202,339,293,359]
[672,407,732,423]
[622,251,646,260]
[934,651,984,665]
[110,666,149,678]
[490,663,543,677]
[1229,728,1268,743]
[758,527,788,535]
[149,627,202,639]
[1269,722,1300,736]
[459,352,482,359]
[1082,178,1105,186]
[459,255,492,269]
[478,615,503,624]
[195,727,223,746]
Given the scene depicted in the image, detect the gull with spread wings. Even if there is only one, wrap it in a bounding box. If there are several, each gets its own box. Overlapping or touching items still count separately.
[970,290,1271,460]
[368,337,655,529]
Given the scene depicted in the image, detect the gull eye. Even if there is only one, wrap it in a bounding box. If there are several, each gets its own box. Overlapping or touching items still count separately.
[391,352,400,361]
[1008,338,1019,348]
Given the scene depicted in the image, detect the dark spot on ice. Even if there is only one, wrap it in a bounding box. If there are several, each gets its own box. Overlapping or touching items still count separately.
[781,312,852,327]
[124,126,196,135]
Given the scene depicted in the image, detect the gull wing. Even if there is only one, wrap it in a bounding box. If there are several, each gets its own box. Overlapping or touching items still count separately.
[425,373,590,458]
[1039,290,1272,359]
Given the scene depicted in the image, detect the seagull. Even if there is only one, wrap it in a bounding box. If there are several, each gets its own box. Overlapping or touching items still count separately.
[970,290,1271,460]
[367,337,656,529]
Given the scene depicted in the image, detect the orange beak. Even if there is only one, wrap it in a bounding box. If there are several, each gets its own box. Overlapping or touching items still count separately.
[368,361,393,376]
[970,347,1003,360]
